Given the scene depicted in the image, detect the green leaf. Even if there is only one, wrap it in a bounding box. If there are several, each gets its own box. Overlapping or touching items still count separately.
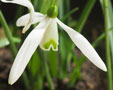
[28,51,41,78]
[0,38,9,48]
[13,37,21,43]
[61,7,79,22]
[69,55,85,87]
[0,37,21,48]
[59,31,74,78]
[33,71,44,90]
[48,50,57,77]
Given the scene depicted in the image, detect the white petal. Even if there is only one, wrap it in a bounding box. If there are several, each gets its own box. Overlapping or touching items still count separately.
[8,17,51,85]
[56,18,107,72]
[40,18,59,51]
[16,12,45,27]
[1,0,34,10]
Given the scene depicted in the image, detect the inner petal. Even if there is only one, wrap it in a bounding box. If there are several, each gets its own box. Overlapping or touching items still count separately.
[40,18,59,51]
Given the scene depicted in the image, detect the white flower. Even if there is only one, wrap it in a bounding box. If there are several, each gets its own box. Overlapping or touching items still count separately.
[1,0,107,85]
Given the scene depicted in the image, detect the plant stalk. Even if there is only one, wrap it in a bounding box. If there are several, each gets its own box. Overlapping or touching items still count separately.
[0,10,17,56]
[104,0,113,90]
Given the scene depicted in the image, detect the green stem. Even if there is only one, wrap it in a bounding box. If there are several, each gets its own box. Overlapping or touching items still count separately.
[0,10,17,56]
[43,53,54,90]
[104,0,113,90]
[0,10,30,90]
[33,0,39,11]
[52,0,58,5]
[58,0,64,19]
[76,0,96,33]
[40,0,53,14]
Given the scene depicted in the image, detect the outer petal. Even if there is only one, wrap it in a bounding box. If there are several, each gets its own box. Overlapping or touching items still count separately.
[40,18,59,51]
[56,18,107,72]
[1,0,34,10]
[16,12,45,27]
[8,17,51,85]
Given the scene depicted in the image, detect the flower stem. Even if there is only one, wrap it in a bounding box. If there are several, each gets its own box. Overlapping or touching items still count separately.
[0,10,30,90]
[0,10,17,56]
[40,0,53,14]
[76,0,96,33]
[52,0,58,5]
[104,0,113,90]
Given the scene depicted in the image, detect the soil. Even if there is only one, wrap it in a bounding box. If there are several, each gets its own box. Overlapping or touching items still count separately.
[75,61,107,90]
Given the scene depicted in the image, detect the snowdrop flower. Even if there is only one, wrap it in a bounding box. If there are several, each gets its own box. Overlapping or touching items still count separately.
[1,0,107,85]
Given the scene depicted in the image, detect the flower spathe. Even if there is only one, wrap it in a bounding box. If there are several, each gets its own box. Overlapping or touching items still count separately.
[1,0,107,85]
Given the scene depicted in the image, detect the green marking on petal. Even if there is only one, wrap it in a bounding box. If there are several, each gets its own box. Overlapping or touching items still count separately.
[44,39,57,50]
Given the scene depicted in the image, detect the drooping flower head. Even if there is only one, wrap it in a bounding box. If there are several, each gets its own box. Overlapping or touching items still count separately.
[1,0,107,85]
